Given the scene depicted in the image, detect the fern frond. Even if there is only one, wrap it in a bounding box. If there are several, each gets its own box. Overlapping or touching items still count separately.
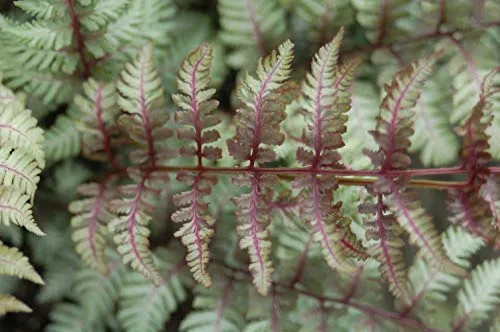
[0,68,79,105]
[292,33,362,274]
[359,194,412,302]
[69,181,116,275]
[44,114,81,163]
[297,29,361,169]
[171,43,222,287]
[408,226,486,318]
[0,143,41,202]
[407,227,485,316]
[118,246,188,332]
[225,42,295,294]
[109,170,166,284]
[295,0,355,46]
[218,0,287,68]
[448,68,500,241]
[367,53,439,170]
[0,96,45,168]
[0,22,77,76]
[481,176,500,229]
[14,0,67,20]
[243,288,295,332]
[340,81,378,169]
[74,262,126,323]
[158,12,227,95]
[180,275,248,332]
[45,302,105,332]
[352,0,417,44]
[117,44,172,167]
[232,173,275,295]
[74,78,119,163]
[227,39,294,166]
[172,172,216,287]
[443,226,485,268]
[0,294,31,314]
[293,175,358,274]
[407,257,461,314]
[453,258,500,330]
[79,0,130,32]
[448,189,499,244]
[0,241,43,284]
[0,185,43,236]
[172,43,222,163]
[104,0,177,51]
[384,179,464,275]
[409,72,459,166]
[446,33,499,124]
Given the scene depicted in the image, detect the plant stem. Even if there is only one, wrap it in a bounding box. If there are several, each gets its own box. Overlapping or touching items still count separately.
[67,0,90,78]
[149,165,496,190]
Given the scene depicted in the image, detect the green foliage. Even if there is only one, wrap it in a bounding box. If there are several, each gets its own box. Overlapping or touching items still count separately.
[0,78,44,315]
[0,1,500,331]
[218,0,288,69]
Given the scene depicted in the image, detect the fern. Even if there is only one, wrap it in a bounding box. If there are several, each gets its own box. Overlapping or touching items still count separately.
[0,0,177,107]
[43,115,81,163]
[407,226,484,316]
[218,0,288,69]
[180,273,248,332]
[73,78,119,164]
[0,241,43,285]
[118,246,188,332]
[409,69,459,166]
[453,258,500,330]
[74,259,126,323]
[383,178,464,275]
[170,43,222,286]
[367,53,440,171]
[45,302,106,332]
[108,170,164,285]
[2,3,500,330]
[69,180,116,275]
[0,294,32,314]
[0,80,45,315]
[352,0,418,45]
[445,32,499,125]
[448,68,500,242]
[116,44,172,167]
[295,0,355,46]
[227,40,294,295]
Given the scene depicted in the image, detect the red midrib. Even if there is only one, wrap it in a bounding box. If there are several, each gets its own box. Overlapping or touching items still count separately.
[391,183,438,260]
[311,175,342,266]
[382,63,424,170]
[95,85,116,168]
[376,194,402,291]
[127,176,150,271]
[249,53,286,167]
[139,59,156,167]
[191,47,208,167]
[67,0,90,77]
[249,176,266,281]
[190,176,205,269]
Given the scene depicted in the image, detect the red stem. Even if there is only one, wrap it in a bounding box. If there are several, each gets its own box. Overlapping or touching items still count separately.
[67,0,90,78]
[95,84,119,169]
